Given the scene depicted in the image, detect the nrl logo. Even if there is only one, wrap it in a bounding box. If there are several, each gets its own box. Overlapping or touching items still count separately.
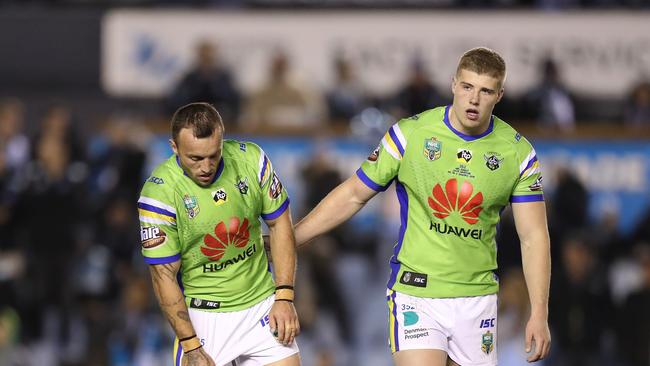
[423,137,442,161]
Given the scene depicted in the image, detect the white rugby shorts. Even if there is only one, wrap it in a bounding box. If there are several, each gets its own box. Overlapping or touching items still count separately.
[173,295,299,366]
[387,289,498,366]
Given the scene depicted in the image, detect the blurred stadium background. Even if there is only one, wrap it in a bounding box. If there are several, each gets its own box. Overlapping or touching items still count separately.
[0,0,649,365]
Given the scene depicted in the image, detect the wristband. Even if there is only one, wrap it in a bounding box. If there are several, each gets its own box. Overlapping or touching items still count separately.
[274,288,295,302]
[275,298,294,303]
[180,336,202,353]
[275,285,294,290]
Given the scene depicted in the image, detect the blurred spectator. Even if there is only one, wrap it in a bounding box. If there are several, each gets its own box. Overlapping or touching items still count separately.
[88,119,148,206]
[167,41,241,127]
[392,58,446,119]
[242,51,325,130]
[524,58,575,133]
[616,244,650,366]
[550,168,588,248]
[0,99,29,170]
[326,57,367,125]
[298,147,353,344]
[623,81,650,129]
[549,234,614,366]
[11,110,88,348]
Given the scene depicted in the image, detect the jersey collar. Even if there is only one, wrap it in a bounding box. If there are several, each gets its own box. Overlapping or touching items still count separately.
[175,155,225,185]
[443,105,494,142]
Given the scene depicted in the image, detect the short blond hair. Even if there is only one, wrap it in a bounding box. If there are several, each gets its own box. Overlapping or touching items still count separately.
[456,47,507,88]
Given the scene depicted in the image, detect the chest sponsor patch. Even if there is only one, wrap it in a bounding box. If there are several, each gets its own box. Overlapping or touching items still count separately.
[140,226,166,249]
[457,149,473,163]
[212,188,228,206]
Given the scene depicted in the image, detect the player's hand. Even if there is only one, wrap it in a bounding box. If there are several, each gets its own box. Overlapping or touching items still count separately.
[181,346,216,366]
[524,314,551,362]
[269,300,300,346]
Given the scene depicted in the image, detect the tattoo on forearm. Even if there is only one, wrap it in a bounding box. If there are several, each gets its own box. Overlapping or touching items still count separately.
[177,311,190,321]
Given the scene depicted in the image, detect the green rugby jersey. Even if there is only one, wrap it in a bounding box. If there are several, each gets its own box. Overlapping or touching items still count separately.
[359,106,544,298]
[138,140,289,312]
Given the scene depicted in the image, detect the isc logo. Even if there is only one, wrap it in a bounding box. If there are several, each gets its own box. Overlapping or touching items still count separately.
[479,318,495,328]
[414,277,426,284]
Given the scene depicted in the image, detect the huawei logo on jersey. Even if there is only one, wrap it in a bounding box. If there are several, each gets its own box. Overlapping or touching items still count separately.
[428,179,483,224]
[201,217,251,261]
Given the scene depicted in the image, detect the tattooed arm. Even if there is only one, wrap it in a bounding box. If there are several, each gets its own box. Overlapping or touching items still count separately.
[149,261,215,366]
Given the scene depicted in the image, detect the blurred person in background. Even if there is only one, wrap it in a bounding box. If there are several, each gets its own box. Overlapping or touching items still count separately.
[11,106,88,362]
[623,81,650,129]
[139,103,300,365]
[0,99,30,171]
[549,233,613,366]
[392,58,446,119]
[549,167,589,259]
[299,147,352,344]
[326,56,368,127]
[616,243,650,366]
[524,58,575,133]
[293,47,551,366]
[167,41,241,128]
[242,51,325,131]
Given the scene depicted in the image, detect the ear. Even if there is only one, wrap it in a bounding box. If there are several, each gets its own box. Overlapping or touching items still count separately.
[496,88,505,104]
[169,138,179,156]
[451,76,457,95]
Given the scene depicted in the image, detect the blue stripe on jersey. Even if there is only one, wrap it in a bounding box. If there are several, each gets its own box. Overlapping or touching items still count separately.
[138,202,177,219]
[388,127,405,157]
[212,158,225,184]
[443,105,495,142]
[519,156,538,177]
[355,168,390,192]
[510,194,544,203]
[387,181,408,289]
[144,253,181,265]
[261,198,290,220]
[260,155,269,183]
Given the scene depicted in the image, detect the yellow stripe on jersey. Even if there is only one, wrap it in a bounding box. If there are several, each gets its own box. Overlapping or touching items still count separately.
[138,208,176,225]
[521,160,540,179]
[381,132,401,160]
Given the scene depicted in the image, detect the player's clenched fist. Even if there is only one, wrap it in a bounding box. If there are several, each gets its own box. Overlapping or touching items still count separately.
[269,300,300,346]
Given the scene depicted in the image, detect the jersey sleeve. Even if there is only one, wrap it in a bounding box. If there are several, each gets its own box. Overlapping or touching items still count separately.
[252,144,290,220]
[357,122,408,191]
[511,138,545,203]
[138,176,182,264]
